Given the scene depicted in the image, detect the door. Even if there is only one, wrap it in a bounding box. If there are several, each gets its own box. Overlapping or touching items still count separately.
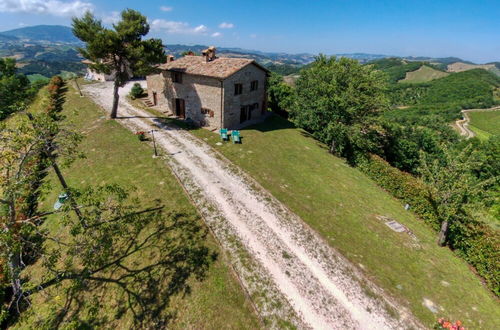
[240,106,247,124]
[152,92,157,106]
[175,98,185,119]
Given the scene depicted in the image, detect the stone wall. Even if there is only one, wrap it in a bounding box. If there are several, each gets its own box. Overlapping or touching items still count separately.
[146,72,168,108]
[223,64,267,129]
[148,71,223,130]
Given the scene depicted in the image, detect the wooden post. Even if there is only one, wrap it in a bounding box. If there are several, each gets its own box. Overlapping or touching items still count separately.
[74,77,83,97]
[150,129,158,157]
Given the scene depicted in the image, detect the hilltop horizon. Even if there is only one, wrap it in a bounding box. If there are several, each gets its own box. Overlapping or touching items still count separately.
[1,24,498,65]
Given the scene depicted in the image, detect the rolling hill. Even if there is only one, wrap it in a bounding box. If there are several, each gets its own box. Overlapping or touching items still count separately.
[400,65,449,83]
[1,24,498,83]
[447,61,500,77]
[0,25,80,44]
[0,34,18,43]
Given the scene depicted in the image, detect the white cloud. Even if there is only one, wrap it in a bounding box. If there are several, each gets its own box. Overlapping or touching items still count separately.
[250,33,257,38]
[218,22,234,29]
[160,6,173,12]
[193,25,207,33]
[102,11,120,24]
[0,0,94,17]
[151,19,208,35]
[211,32,221,38]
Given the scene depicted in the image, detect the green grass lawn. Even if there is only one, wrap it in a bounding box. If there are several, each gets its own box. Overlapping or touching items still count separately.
[15,85,260,329]
[469,109,500,138]
[180,114,499,329]
[400,65,449,83]
[26,73,50,83]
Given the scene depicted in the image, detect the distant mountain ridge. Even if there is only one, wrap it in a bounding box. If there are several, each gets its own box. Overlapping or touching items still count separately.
[1,24,498,80]
[0,25,495,65]
[0,25,81,44]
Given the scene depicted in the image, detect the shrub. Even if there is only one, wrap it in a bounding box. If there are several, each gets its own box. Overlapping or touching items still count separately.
[130,83,144,99]
[359,155,439,227]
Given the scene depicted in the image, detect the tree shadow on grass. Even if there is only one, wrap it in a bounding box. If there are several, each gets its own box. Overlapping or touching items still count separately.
[22,188,217,329]
[239,113,296,133]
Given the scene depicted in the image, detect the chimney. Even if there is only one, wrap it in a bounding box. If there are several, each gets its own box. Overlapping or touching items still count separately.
[166,55,175,63]
[202,46,217,62]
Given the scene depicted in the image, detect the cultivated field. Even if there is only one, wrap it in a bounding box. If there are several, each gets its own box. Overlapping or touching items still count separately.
[447,62,500,77]
[400,65,449,83]
[469,109,500,138]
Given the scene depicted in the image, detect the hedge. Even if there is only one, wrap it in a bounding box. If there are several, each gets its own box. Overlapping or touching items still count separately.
[360,155,500,296]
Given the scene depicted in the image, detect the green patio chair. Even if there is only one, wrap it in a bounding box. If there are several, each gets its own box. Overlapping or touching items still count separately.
[231,130,241,144]
[220,128,229,141]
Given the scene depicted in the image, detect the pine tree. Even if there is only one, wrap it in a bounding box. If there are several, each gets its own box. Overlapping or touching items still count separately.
[72,9,166,118]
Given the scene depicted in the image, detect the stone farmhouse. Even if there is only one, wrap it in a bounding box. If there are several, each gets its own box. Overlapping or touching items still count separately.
[146,47,269,130]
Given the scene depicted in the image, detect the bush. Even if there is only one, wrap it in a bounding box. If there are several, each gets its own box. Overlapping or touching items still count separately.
[130,83,144,99]
[359,155,439,227]
[360,155,500,296]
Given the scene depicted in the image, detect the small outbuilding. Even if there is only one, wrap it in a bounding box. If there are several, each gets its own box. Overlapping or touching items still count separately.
[82,58,132,82]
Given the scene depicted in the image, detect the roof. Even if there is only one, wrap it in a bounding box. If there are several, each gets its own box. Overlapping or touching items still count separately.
[157,56,269,79]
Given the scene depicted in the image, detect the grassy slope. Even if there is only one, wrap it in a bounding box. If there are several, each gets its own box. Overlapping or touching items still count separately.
[185,114,499,328]
[469,110,500,137]
[16,85,260,329]
[400,65,449,83]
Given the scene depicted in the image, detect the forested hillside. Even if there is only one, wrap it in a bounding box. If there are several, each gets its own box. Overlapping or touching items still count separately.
[387,69,500,122]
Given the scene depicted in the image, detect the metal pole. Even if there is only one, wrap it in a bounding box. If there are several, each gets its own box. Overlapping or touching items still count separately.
[150,130,158,156]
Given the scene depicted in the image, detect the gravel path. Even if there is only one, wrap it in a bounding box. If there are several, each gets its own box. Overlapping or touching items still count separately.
[82,81,420,329]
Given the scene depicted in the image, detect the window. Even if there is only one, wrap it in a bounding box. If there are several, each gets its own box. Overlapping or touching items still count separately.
[234,83,243,95]
[250,80,259,91]
[172,71,182,83]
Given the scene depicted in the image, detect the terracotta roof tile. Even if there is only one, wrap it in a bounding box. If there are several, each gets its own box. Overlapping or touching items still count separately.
[158,56,267,79]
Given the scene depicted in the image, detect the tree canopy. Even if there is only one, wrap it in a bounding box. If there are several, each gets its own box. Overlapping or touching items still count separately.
[0,58,31,120]
[290,55,389,161]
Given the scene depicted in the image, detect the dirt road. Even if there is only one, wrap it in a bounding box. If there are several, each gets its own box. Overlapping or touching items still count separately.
[83,81,419,329]
[455,106,500,138]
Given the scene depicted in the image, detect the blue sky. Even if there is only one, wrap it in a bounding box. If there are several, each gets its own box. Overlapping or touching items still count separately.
[0,0,499,63]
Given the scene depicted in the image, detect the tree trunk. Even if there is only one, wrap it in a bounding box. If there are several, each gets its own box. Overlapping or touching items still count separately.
[437,221,449,246]
[330,140,336,154]
[6,199,23,313]
[111,79,120,119]
[8,251,22,311]
[49,157,85,226]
